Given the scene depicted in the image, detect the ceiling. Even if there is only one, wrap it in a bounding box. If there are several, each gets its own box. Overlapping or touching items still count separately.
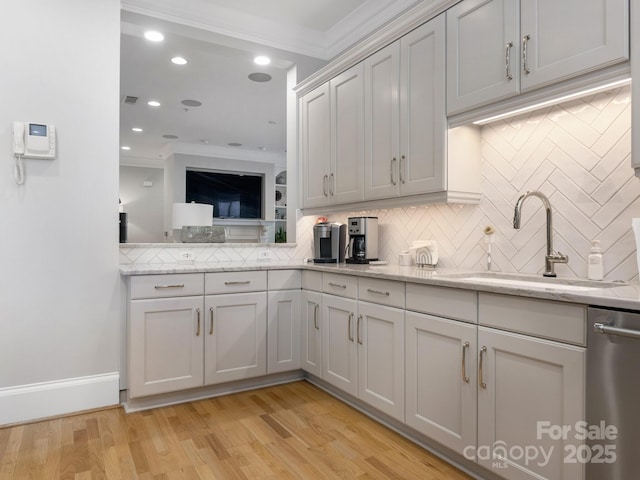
[119,0,422,164]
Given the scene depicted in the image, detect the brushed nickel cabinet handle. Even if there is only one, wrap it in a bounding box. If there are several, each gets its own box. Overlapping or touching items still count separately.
[522,35,531,74]
[328,282,347,289]
[224,280,250,286]
[479,345,487,388]
[505,41,514,80]
[323,174,329,196]
[329,173,335,196]
[313,303,319,330]
[154,284,185,289]
[400,155,406,184]
[391,158,397,185]
[366,288,390,297]
[348,312,354,342]
[462,341,470,383]
[357,314,363,345]
[196,308,201,336]
[209,307,214,335]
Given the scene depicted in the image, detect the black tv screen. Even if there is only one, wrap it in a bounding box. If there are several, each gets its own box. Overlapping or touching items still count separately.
[185,170,263,219]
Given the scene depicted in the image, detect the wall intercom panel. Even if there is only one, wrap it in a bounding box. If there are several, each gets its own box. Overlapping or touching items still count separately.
[12,121,56,159]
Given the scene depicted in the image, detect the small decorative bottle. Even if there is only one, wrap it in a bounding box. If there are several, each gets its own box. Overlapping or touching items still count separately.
[588,240,604,281]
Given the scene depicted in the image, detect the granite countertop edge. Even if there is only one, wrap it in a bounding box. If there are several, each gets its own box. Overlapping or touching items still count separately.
[119,261,640,310]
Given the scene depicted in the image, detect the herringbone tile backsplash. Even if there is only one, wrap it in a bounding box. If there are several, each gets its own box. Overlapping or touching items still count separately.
[298,85,639,281]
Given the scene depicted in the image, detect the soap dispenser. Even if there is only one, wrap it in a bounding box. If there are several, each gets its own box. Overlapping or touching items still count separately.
[588,240,604,280]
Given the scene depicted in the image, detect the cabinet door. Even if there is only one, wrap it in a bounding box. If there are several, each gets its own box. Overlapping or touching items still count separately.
[204,292,267,385]
[330,63,364,205]
[447,0,520,115]
[357,302,405,421]
[267,290,301,374]
[477,327,585,480]
[364,42,401,200]
[405,312,477,455]
[520,0,629,91]
[129,296,204,398]
[300,83,331,208]
[322,294,358,396]
[301,290,323,377]
[399,14,446,195]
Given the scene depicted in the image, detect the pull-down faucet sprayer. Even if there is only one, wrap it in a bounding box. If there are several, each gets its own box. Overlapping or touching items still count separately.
[513,191,568,277]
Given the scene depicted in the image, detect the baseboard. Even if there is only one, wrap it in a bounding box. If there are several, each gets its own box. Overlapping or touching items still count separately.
[0,372,120,426]
[123,370,305,413]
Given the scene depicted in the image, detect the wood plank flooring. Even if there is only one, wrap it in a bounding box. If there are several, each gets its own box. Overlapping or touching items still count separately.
[0,381,472,479]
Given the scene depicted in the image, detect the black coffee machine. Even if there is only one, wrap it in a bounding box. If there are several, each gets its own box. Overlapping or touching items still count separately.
[346,217,379,264]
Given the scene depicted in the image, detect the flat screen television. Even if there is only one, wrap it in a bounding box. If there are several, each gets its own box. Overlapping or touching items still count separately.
[185,170,263,219]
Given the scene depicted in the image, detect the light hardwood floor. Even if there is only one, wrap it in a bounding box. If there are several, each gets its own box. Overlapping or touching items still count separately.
[0,381,472,479]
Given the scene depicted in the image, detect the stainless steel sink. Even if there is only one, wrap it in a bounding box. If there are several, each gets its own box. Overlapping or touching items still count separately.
[441,272,624,292]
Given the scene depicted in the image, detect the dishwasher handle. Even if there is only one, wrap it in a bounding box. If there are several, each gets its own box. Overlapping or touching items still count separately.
[593,322,640,340]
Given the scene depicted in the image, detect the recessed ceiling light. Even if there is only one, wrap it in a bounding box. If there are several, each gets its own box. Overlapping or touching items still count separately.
[171,56,188,65]
[258,147,267,151]
[181,99,202,107]
[132,127,143,132]
[148,100,161,107]
[162,134,179,139]
[144,31,164,42]
[248,73,272,83]
[268,120,277,125]
[254,56,271,66]
[121,146,131,150]
[228,142,242,147]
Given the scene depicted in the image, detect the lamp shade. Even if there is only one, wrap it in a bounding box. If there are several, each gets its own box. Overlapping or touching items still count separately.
[171,202,213,229]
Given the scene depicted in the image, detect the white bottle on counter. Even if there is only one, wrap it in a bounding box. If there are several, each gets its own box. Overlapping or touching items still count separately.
[588,240,604,280]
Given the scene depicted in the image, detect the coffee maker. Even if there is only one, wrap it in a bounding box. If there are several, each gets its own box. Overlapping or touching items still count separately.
[346,217,379,264]
[313,222,347,263]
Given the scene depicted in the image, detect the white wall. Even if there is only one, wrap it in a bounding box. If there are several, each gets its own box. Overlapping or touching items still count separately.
[120,165,165,243]
[0,0,120,423]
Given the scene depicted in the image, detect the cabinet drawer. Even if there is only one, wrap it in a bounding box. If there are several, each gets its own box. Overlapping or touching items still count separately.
[130,273,204,300]
[322,273,358,299]
[479,293,586,345]
[205,271,267,294]
[268,270,301,290]
[406,283,477,323]
[358,277,405,308]
[302,270,323,292]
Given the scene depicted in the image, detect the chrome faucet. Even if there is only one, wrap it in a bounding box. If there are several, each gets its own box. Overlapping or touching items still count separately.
[513,191,568,277]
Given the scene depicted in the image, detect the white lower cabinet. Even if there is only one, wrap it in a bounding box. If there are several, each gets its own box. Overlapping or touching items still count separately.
[322,294,359,396]
[267,290,301,374]
[204,292,267,385]
[301,290,323,377]
[129,296,205,398]
[357,301,405,421]
[477,326,585,480]
[405,311,477,455]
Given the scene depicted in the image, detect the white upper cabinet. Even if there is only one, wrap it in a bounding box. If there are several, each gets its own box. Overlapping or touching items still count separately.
[300,83,331,208]
[330,64,365,205]
[447,0,629,115]
[364,42,401,200]
[364,16,446,199]
[300,65,364,208]
[520,0,629,91]
[400,17,446,195]
[447,0,520,115]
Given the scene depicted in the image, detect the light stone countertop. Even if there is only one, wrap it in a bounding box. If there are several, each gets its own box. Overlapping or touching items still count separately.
[119,261,640,311]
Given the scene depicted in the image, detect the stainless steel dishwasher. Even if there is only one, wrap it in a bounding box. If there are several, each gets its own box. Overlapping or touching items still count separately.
[587,306,640,480]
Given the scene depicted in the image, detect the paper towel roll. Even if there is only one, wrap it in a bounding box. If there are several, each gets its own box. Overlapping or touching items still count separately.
[171,203,213,229]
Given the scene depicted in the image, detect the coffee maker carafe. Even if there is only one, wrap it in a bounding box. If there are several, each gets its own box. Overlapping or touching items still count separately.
[346,217,378,264]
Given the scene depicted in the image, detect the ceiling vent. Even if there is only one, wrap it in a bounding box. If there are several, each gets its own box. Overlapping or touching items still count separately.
[122,95,138,105]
